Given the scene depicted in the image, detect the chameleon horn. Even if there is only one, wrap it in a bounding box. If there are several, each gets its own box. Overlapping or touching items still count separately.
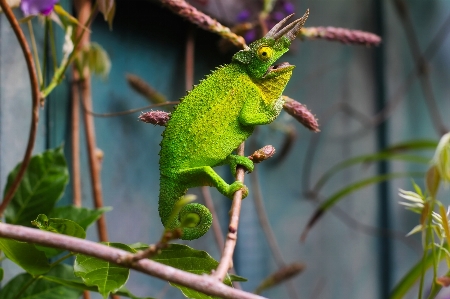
[265,13,295,39]
[270,9,310,41]
[284,9,309,41]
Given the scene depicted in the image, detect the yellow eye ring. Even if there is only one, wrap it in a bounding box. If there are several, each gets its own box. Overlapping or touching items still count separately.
[257,46,273,61]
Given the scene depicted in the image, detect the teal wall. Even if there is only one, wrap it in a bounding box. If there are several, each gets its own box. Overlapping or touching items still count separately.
[1,0,449,298]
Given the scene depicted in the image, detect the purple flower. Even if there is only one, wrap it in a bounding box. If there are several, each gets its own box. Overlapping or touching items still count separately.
[244,29,257,44]
[283,2,295,14]
[237,9,251,22]
[21,0,59,16]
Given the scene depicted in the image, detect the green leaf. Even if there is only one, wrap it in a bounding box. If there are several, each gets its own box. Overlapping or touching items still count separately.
[74,242,132,298]
[44,275,155,299]
[128,242,149,251]
[0,268,3,281]
[391,247,446,299]
[4,146,69,226]
[433,132,450,183]
[229,274,247,282]
[302,172,424,240]
[32,214,86,238]
[0,238,50,275]
[48,205,112,230]
[313,152,429,192]
[0,265,83,299]
[32,214,86,258]
[152,244,237,299]
[116,287,156,299]
[384,139,438,152]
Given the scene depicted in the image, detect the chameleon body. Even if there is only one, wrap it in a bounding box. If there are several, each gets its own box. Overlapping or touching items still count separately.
[158,12,309,240]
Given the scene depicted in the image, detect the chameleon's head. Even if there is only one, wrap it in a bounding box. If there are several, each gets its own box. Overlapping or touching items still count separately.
[232,10,309,81]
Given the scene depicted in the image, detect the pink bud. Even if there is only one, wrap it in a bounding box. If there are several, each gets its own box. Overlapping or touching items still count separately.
[248,145,276,163]
[138,111,171,126]
[283,97,320,132]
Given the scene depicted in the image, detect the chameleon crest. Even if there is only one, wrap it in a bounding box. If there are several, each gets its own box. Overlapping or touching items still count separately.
[158,11,309,240]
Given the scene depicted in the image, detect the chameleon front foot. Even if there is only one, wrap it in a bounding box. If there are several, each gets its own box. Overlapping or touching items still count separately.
[227,154,254,177]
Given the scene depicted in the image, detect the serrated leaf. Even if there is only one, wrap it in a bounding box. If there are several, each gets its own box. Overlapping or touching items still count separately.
[0,265,82,299]
[48,205,112,230]
[32,214,86,258]
[32,214,86,238]
[0,238,50,275]
[4,146,69,226]
[74,242,132,298]
[152,244,237,299]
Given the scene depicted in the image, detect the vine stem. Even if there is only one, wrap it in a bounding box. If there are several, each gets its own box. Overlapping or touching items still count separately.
[213,143,245,281]
[0,0,40,216]
[0,223,267,299]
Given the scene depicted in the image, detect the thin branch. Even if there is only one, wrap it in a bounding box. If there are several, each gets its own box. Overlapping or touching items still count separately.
[74,0,110,244]
[161,0,247,49]
[71,76,82,207]
[185,26,195,90]
[213,143,246,281]
[0,0,40,216]
[200,187,242,290]
[392,0,448,135]
[250,170,285,266]
[250,163,299,299]
[0,223,267,299]
[81,101,179,117]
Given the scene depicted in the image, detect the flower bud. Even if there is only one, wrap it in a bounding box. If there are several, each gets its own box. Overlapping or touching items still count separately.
[283,96,319,132]
[138,111,171,126]
[248,145,276,163]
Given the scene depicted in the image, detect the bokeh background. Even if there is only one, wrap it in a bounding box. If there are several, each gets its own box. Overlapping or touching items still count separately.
[1,0,450,298]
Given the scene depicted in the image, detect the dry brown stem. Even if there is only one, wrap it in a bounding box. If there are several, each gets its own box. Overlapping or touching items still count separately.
[161,0,246,49]
[0,0,40,216]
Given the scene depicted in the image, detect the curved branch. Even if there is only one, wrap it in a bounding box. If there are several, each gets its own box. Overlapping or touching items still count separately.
[0,0,40,216]
[0,223,266,299]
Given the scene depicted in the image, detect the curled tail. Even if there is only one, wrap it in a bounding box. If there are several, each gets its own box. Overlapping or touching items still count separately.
[158,177,212,240]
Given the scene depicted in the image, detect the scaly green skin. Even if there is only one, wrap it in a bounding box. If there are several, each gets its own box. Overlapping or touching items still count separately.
[159,15,306,240]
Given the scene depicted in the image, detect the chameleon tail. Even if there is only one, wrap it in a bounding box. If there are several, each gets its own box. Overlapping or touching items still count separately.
[159,177,212,240]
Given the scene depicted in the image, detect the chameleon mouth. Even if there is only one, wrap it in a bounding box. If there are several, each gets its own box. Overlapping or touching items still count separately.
[264,62,294,77]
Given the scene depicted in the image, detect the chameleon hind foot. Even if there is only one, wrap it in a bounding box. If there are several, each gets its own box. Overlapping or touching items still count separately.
[227,181,249,199]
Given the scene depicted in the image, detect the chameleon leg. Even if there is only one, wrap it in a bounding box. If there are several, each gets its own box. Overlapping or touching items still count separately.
[176,165,248,199]
[224,154,254,177]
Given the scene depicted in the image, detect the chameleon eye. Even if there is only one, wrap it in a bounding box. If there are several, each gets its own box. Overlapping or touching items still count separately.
[257,46,273,61]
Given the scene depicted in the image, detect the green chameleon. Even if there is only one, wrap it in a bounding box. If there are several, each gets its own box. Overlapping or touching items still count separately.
[159,11,309,240]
